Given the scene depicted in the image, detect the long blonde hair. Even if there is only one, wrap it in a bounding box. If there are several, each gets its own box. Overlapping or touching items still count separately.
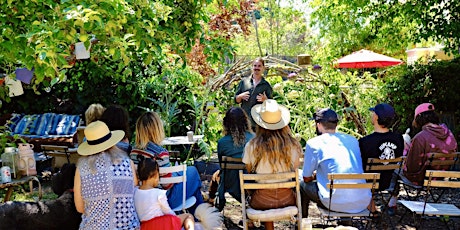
[247,126,301,172]
[78,146,126,174]
[135,111,165,149]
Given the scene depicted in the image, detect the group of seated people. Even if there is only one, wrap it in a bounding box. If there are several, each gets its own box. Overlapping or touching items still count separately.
[72,99,457,229]
[212,100,457,229]
[74,104,203,229]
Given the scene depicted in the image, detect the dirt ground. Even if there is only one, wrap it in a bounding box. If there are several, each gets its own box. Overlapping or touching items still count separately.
[200,180,460,230]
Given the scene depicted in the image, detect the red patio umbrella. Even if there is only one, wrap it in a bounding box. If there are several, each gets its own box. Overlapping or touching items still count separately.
[334,49,403,68]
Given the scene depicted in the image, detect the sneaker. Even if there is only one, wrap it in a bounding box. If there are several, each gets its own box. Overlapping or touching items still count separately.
[387,206,396,216]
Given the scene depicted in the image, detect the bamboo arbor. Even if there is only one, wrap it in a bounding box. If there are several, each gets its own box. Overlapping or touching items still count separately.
[209,56,367,136]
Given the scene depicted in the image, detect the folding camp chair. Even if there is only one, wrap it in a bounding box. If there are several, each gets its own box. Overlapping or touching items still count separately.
[239,170,302,230]
[398,152,460,202]
[318,173,380,229]
[399,170,460,230]
[217,156,245,213]
[366,157,405,228]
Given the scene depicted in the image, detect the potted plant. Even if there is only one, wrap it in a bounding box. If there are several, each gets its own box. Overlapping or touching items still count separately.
[193,139,220,181]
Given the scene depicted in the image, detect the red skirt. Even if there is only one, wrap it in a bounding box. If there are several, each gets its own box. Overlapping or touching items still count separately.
[141,214,182,230]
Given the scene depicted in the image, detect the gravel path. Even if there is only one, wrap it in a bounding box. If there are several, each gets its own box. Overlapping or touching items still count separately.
[201,179,460,229]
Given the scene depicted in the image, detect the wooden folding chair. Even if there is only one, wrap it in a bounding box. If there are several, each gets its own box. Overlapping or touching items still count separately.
[318,173,380,229]
[159,164,196,213]
[239,170,302,230]
[76,126,86,146]
[217,156,245,213]
[398,152,460,201]
[366,157,404,227]
[399,170,460,230]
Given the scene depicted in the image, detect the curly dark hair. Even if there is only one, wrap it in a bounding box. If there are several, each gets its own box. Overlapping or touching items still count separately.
[413,110,440,128]
[223,107,252,147]
[137,157,159,181]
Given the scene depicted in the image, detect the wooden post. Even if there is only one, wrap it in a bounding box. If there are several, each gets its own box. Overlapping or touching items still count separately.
[297,54,311,66]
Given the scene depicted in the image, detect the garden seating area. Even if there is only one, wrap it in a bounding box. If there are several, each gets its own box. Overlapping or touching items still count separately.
[1,149,460,229]
[209,175,460,230]
[3,113,81,151]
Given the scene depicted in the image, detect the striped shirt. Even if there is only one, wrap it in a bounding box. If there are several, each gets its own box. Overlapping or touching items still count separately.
[131,142,173,190]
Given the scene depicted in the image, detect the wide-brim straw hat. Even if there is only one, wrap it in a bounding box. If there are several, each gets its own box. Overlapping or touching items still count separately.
[251,99,290,130]
[77,121,125,156]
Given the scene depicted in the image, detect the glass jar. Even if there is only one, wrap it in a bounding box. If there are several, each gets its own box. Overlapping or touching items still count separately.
[2,147,19,178]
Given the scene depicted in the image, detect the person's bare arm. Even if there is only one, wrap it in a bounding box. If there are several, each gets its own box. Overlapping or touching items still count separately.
[178,213,195,230]
[293,151,301,169]
[303,175,315,183]
[131,160,139,186]
[74,168,85,213]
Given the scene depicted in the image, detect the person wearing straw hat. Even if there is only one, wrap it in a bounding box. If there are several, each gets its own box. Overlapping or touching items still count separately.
[243,99,302,230]
[74,121,140,229]
[300,108,371,218]
[403,103,457,185]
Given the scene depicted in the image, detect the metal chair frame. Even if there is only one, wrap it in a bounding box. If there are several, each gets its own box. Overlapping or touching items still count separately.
[318,173,380,229]
[399,170,460,230]
[365,156,405,229]
[239,170,302,230]
[398,152,460,202]
[218,156,245,214]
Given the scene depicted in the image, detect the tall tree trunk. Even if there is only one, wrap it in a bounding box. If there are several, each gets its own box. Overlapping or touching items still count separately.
[276,0,280,55]
[268,0,274,55]
[252,10,263,57]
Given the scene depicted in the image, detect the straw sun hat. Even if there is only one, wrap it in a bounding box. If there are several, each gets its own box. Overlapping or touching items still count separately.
[251,99,290,130]
[77,121,125,156]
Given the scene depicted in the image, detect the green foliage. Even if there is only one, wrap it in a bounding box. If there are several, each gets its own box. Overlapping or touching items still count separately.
[395,0,460,54]
[0,0,208,101]
[308,0,460,62]
[308,0,411,62]
[268,68,384,143]
[0,125,25,154]
[383,58,460,135]
[232,3,312,56]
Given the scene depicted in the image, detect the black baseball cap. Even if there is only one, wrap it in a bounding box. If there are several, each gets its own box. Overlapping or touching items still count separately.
[311,108,339,123]
[369,103,395,120]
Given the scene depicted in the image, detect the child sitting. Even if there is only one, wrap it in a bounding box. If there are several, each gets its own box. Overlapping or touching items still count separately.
[134,158,195,230]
